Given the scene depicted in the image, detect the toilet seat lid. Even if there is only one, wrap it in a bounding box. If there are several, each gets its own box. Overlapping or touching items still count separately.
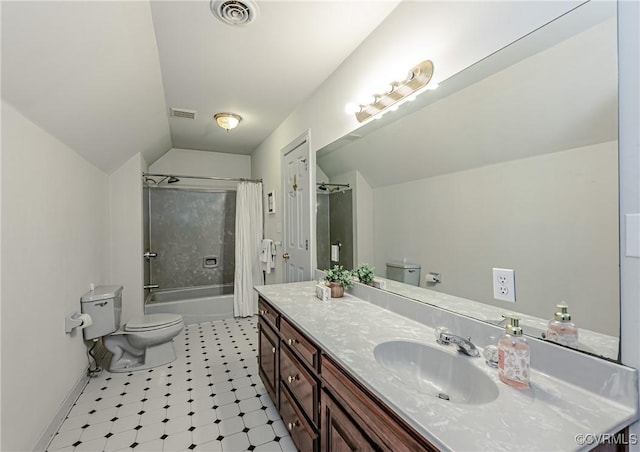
[125,314,183,332]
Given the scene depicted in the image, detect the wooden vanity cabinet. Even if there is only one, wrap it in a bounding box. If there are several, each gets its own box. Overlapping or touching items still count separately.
[279,314,321,451]
[258,296,320,451]
[257,295,437,452]
[322,355,438,452]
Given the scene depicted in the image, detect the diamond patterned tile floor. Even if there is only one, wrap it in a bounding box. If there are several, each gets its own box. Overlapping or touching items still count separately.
[47,317,296,452]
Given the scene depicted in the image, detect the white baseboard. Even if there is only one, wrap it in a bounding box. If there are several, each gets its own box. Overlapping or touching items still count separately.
[34,342,107,451]
[34,371,89,452]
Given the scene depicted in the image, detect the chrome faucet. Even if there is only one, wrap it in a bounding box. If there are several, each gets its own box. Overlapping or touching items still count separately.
[436,330,480,357]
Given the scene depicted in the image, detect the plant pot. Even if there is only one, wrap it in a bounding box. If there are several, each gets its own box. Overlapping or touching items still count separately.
[328,282,344,298]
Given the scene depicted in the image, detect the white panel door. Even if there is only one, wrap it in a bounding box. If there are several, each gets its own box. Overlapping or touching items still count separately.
[282,137,312,283]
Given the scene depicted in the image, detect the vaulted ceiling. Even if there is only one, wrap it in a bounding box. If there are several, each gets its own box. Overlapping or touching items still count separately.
[317,5,618,188]
[1,1,398,173]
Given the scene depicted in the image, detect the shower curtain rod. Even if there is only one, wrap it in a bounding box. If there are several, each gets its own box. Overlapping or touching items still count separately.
[143,172,263,184]
[316,182,350,188]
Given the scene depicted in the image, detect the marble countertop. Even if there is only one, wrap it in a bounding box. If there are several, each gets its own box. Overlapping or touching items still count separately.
[255,281,637,452]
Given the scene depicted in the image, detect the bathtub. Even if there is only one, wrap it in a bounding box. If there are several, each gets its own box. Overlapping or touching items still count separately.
[145,284,234,325]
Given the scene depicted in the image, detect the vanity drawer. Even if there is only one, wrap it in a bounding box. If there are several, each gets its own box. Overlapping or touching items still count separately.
[281,342,319,427]
[322,354,437,452]
[258,297,279,330]
[281,317,319,371]
[280,384,318,452]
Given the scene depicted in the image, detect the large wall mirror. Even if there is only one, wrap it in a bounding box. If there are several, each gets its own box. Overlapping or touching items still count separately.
[316,1,619,360]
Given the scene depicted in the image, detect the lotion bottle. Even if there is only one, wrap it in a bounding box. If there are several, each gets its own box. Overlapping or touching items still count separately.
[545,302,579,348]
[498,314,530,388]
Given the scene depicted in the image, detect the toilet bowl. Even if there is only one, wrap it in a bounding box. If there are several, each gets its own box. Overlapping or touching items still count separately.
[102,313,184,372]
[80,285,184,373]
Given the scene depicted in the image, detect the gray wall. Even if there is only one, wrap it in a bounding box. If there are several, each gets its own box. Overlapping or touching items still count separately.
[373,142,619,336]
[149,187,236,290]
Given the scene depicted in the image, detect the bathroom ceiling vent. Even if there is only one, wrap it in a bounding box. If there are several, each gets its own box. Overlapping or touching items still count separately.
[170,108,197,120]
[210,0,259,26]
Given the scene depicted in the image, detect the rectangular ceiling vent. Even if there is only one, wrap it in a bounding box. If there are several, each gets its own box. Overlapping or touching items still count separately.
[170,108,197,120]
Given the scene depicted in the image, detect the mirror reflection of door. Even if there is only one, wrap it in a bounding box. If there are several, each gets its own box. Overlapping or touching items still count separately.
[282,135,312,282]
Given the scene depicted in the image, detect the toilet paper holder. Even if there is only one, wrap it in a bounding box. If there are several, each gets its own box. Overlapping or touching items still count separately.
[65,311,91,334]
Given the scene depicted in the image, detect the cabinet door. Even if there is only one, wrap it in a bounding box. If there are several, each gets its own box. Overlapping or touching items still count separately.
[321,390,376,452]
[258,319,278,407]
[322,355,437,452]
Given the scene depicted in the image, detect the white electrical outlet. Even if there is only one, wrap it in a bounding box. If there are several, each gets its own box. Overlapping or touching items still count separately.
[493,268,515,302]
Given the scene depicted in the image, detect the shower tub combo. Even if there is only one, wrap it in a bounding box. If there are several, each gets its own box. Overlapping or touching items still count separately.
[143,172,262,324]
[145,284,234,325]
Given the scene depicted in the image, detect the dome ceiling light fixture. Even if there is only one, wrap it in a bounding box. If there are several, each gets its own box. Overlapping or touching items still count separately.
[210,0,259,26]
[214,113,242,132]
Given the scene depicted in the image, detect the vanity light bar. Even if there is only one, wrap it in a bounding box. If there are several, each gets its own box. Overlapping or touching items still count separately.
[355,60,434,123]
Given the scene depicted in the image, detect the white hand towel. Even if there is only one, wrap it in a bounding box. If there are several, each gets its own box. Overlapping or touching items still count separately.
[260,239,270,263]
[260,239,276,274]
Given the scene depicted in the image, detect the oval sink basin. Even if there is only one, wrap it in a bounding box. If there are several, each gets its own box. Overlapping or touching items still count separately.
[374,340,499,405]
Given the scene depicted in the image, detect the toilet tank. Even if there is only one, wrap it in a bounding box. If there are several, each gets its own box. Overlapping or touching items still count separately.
[80,285,123,340]
[386,262,421,286]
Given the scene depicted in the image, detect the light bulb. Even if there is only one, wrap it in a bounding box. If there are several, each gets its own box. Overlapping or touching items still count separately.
[344,102,361,115]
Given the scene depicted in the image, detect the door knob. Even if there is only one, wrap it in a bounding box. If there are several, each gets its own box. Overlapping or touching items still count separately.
[283,253,290,260]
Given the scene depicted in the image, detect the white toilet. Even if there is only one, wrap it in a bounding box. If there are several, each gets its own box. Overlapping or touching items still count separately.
[386,261,422,286]
[81,285,184,373]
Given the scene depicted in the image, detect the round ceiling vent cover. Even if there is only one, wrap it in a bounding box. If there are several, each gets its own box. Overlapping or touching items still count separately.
[210,0,259,26]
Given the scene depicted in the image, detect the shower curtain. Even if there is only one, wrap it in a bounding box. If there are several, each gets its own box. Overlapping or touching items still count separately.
[234,182,263,317]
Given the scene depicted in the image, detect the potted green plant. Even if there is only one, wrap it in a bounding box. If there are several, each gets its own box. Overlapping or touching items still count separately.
[324,265,353,298]
[353,263,375,286]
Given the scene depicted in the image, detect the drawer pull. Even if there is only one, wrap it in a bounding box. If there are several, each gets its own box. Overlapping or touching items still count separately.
[271,347,276,354]
[260,309,267,315]
[287,374,299,383]
[287,420,299,431]
[287,338,297,346]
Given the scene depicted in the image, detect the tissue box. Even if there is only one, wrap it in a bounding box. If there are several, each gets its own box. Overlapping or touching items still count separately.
[315,284,330,301]
[372,279,387,290]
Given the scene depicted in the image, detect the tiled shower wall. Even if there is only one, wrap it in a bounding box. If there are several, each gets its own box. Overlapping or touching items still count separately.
[149,187,236,290]
[329,190,353,269]
[316,194,330,270]
[316,190,353,270]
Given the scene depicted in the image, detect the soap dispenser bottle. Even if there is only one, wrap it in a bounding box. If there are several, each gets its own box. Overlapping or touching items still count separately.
[545,302,579,348]
[498,314,530,388]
